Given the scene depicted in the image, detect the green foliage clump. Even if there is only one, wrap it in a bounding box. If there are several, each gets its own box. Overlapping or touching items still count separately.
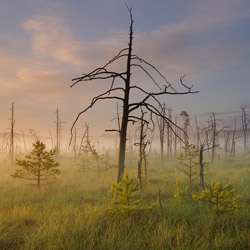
[109,173,154,216]
[12,140,60,188]
[178,142,199,189]
[192,180,241,217]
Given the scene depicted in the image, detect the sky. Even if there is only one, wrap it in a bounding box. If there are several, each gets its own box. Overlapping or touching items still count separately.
[1,0,250,144]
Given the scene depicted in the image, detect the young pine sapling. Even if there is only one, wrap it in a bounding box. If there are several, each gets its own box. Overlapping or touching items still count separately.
[12,140,60,189]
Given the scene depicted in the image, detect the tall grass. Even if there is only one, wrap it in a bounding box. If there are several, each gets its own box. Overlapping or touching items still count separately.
[0,157,249,249]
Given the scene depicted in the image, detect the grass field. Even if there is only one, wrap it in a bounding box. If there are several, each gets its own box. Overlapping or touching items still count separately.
[0,156,249,250]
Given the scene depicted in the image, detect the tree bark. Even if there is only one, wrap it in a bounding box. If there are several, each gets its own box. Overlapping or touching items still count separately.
[116,16,133,183]
[199,145,204,190]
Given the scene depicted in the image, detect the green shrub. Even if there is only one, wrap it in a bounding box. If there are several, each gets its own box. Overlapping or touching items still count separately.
[109,173,154,216]
[192,180,240,217]
[11,140,60,189]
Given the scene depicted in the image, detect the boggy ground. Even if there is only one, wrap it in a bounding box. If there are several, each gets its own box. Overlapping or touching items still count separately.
[0,156,249,250]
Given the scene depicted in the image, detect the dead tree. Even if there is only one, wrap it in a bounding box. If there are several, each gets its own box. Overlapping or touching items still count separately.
[9,102,15,165]
[224,128,231,159]
[55,107,60,154]
[134,109,150,190]
[78,123,88,158]
[241,107,249,154]
[195,116,200,149]
[73,126,77,159]
[70,7,198,183]
[55,108,66,155]
[211,112,217,163]
[197,117,225,189]
[180,110,189,143]
[157,103,166,163]
[167,107,173,157]
[230,118,237,157]
[173,115,178,157]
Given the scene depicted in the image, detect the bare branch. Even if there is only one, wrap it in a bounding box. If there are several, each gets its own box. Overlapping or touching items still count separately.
[69,94,123,145]
[71,70,126,87]
[131,63,163,90]
[131,55,173,90]
[105,129,121,133]
[179,75,193,92]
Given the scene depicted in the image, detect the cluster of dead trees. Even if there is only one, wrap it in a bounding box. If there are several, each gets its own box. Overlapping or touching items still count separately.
[1,8,250,192]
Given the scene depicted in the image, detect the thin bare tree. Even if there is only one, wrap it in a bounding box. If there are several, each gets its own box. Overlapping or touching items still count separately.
[78,123,89,158]
[230,118,237,157]
[167,107,173,157]
[134,109,150,190]
[157,103,166,163]
[180,110,189,143]
[70,7,198,183]
[241,107,249,154]
[9,102,15,165]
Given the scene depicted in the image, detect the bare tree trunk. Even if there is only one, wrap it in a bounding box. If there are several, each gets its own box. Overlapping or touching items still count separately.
[211,113,216,163]
[224,129,230,159]
[73,126,77,159]
[180,111,189,144]
[55,107,60,154]
[195,116,200,149]
[78,124,88,158]
[116,16,133,183]
[158,103,166,163]
[128,130,133,167]
[199,145,204,190]
[38,170,41,189]
[9,102,14,165]
[168,107,173,157]
[174,115,178,157]
[241,107,248,154]
[231,118,236,157]
[137,111,145,191]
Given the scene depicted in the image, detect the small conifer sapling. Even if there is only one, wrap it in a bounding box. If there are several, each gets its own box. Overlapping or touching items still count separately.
[109,173,154,216]
[192,180,240,217]
[178,142,199,190]
[12,140,60,189]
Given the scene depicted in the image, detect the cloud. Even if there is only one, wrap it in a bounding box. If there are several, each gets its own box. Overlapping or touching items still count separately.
[23,15,126,71]
[24,15,87,68]
[23,0,250,82]
[134,0,250,74]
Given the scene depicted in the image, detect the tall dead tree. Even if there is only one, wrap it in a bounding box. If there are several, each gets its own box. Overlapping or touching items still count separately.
[157,103,166,163]
[134,109,150,190]
[167,107,173,157]
[55,107,66,155]
[241,107,249,154]
[70,7,198,183]
[230,118,237,157]
[9,102,15,165]
[173,115,178,157]
[197,116,225,189]
[180,110,189,143]
[195,116,200,149]
[224,128,231,159]
[55,107,60,154]
[73,126,77,159]
[211,112,217,163]
[78,123,88,158]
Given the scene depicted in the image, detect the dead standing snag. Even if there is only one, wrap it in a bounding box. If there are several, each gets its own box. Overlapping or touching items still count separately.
[70,7,198,183]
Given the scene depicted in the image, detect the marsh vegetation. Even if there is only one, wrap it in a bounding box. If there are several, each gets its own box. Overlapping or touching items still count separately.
[0,152,249,249]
